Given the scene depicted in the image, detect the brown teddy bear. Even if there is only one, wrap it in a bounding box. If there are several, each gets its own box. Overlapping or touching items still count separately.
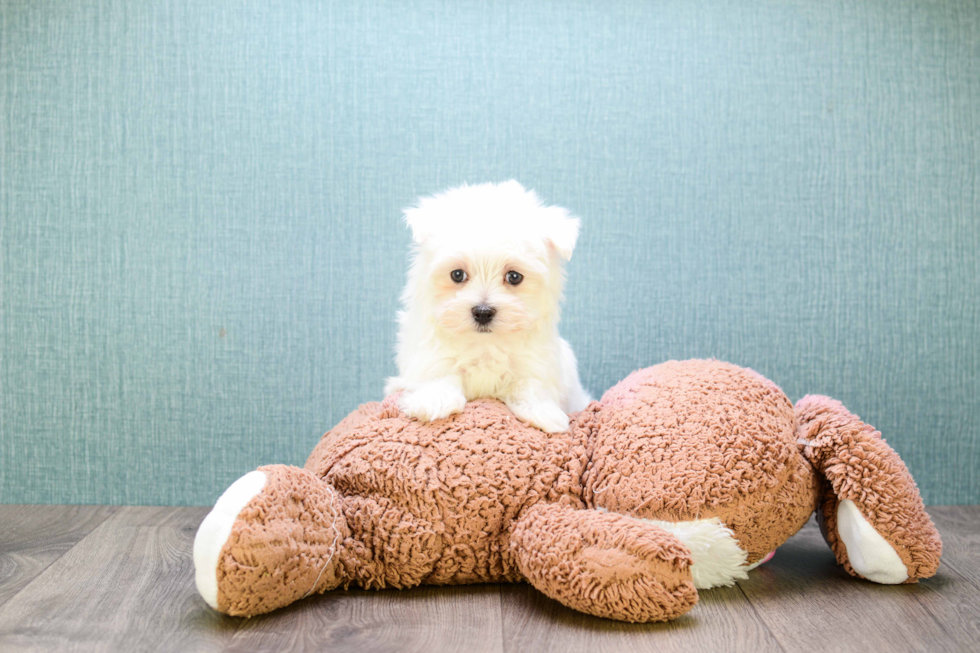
[193,359,942,622]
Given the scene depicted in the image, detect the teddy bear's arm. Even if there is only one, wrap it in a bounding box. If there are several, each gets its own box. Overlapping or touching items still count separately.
[508,503,699,623]
[795,395,942,583]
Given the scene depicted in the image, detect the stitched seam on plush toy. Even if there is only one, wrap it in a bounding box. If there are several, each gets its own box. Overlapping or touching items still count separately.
[301,484,343,600]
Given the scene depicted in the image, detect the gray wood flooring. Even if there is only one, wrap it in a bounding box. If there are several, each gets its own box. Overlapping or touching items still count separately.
[0,505,976,652]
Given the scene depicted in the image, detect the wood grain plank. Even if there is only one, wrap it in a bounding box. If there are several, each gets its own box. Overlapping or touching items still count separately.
[0,506,238,653]
[0,506,977,651]
[500,581,782,653]
[898,506,980,648]
[0,506,504,653]
[0,505,117,608]
[737,517,979,653]
[225,585,504,653]
[926,506,980,589]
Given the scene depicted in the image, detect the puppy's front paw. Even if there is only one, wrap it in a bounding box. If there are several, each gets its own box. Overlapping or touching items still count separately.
[508,399,570,433]
[398,380,467,422]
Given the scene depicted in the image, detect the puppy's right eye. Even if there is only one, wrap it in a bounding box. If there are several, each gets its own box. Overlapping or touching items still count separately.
[450,269,467,283]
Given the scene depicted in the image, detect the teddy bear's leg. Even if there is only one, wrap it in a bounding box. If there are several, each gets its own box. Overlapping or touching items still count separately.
[509,503,698,622]
[795,395,942,584]
[193,464,350,616]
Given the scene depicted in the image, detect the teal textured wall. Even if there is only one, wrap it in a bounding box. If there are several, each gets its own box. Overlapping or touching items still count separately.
[1,0,977,506]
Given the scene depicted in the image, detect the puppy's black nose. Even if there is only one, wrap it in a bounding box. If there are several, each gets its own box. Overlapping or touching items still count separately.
[472,305,496,326]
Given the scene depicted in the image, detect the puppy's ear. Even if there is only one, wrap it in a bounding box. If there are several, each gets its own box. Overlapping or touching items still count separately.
[543,207,581,262]
[402,206,434,245]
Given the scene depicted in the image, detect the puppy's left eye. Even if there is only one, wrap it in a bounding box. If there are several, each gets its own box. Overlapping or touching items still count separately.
[505,271,523,285]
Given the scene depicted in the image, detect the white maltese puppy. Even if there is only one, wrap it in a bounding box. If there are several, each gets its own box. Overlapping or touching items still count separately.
[385,180,592,433]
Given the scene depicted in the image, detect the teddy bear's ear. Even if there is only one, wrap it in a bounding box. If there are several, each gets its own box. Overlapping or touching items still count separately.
[543,206,581,262]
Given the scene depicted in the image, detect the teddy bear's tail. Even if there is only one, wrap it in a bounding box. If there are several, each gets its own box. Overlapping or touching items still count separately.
[794,395,942,583]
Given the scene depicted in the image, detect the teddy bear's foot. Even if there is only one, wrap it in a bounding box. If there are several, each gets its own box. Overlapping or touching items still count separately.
[193,464,350,616]
[796,395,942,583]
[194,470,268,609]
[833,498,909,583]
[510,503,698,622]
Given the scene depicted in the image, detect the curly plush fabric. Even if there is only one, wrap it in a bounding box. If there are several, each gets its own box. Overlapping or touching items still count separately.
[197,359,942,622]
[217,465,348,616]
[795,395,942,582]
[586,360,819,562]
[511,503,698,622]
[306,396,589,588]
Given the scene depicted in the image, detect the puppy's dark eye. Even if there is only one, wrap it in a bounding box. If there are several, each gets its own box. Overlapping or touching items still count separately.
[505,271,523,285]
[450,269,467,283]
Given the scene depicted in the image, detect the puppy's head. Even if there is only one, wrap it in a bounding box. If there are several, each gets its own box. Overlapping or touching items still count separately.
[401,180,580,337]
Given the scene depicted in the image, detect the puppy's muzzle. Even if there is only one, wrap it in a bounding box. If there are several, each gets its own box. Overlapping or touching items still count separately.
[471,305,496,326]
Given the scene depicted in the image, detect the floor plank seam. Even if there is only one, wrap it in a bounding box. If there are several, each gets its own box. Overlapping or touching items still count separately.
[938,559,980,593]
[0,505,121,611]
[910,578,966,640]
[497,584,509,653]
[733,582,788,653]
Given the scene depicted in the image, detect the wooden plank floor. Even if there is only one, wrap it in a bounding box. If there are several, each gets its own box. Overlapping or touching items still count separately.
[0,505,976,653]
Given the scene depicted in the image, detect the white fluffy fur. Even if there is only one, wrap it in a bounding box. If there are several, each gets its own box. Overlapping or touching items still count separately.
[193,470,267,609]
[641,516,751,589]
[836,499,908,584]
[385,180,591,433]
